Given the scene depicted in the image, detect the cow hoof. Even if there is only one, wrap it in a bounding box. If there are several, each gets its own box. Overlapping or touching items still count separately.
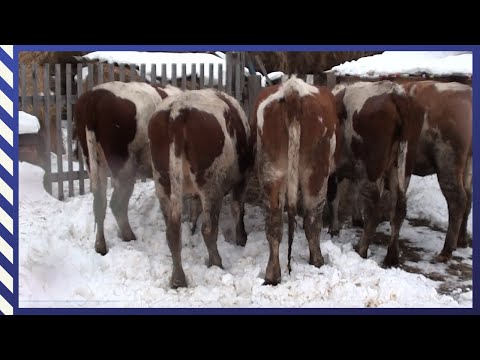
[354,244,368,259]
[263,278,281,286]
[434,252,452,263]
[309,256,325,268]
[328,228,340,237]
[171,279,187,289]
[95,243,108,256]
[457,239,469,248]
[383,255,400,268]
[352,218,364,228]
[236,231,248,247]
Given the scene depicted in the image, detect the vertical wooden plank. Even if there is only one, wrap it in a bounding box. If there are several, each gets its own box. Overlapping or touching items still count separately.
[226,52,233,95]
[171,64,177,87]
[151,64,157,85]
[20,64,26,110]
[55,64,64,200]
[97,62,104,85]
[247,75,262,119]
[119,64,125,82]
[191,64,196,90]
[306,74,314,85]
[161,64,166,86]
[130,63,137,82]
[240,52,246,95]
[76,63,85,196]
[181,63,187,90]
[199,64,204,89]
[66,64,74,197]
[140,64,146,82]
[326,72,337,90]
[208,63,214,88]
[235,60,242,103]
[217,64,223,92]
[43,64,52,195]
[32,64,40,123]
[108,63,114,82]
[87,63,94,90]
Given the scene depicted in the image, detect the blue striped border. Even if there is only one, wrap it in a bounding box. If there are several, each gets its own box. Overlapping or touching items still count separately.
[9,44,479,315]
[0,45,14,316]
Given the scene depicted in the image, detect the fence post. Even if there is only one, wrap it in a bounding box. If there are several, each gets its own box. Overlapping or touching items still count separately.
[247,75,262,118]
[326,72,336,90]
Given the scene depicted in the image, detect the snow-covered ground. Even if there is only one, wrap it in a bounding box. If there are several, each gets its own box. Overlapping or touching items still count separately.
[19,160,473,308]
[329,51,472,77]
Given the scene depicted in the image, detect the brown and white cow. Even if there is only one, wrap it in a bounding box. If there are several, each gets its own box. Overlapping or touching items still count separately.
[148,88,253,289]
[331,80,472,263]
[400,80,472,261]
[74,81,182,255]
[251,76,340,285]
[329,81,424,267]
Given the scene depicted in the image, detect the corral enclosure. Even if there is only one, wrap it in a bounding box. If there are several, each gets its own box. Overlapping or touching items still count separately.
[18,50,473,308]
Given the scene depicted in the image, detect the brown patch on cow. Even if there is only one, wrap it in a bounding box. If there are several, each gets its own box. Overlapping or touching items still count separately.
[150,83,170,99]
[175,108,225,187]
[351,94,399,182]
[75,88,137,177]
[215,91,252,174]
[148,109,172,197]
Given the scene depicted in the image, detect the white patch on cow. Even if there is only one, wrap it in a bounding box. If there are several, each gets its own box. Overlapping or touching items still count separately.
[169,142,184,222]
[397,141,408,193]
[328,133,337,174]
[318,116,323,124]
[434,82,471,92]
[287,120,300,209]
[332,83,348,95]
[257,76,318,134]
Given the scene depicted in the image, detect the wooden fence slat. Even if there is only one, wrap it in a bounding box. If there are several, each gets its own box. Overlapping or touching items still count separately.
[140,64,146,82]
[130,63,137,82]
[77,63,85,195]
[20,64,26,110]
[247,75,262,119]
[108,63,114,82]
[235,59,242,103]
[181,64,187,90]
[161,64,166,86]
[191,64,196,90]
[209,63,214,88]
[199,64,205,89]
[218,64,223,92]
[88,63,94,90]
[119,64,125,82]
[43,64,52,195]
[55,64,64,200]
[66,64,74,197]
[226,53,232,95]
[171,64,177,87]
[97,62,104,85]
[151,64,157,85]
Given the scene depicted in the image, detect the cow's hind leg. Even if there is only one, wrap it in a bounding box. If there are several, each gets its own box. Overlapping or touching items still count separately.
[383,172,406,267]
[189,195,202,235]
[327,173,340,237]
[263,178,286,286]
[303,203,325,268]
[110,174,137,242]
[230,179,248,246]
[201,195,223,269]
[457,156,472,248]
[355,181,381,259]
[436,167,467,262]
[160,197,187,289]
[93,164,109,255]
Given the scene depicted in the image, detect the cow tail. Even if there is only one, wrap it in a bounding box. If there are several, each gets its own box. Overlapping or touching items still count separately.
[169,110,185,225]
[85,124,99,193]
[391,85,416,193]
[283,79,301,274]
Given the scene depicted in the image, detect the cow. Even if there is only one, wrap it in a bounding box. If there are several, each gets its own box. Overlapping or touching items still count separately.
[74,80,182,255]
[331,80,472,263]
[250,76,340,286]
[148,88,253,289]
[329,81,424,267]
[404,81,472,261]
